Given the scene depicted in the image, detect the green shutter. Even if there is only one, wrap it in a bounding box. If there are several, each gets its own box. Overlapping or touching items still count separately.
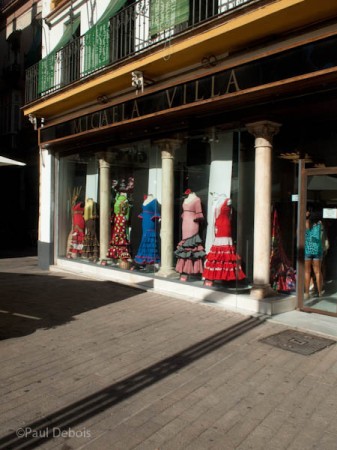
[150,0,189,36]
[38,17,80,94]
[83,0,127,75]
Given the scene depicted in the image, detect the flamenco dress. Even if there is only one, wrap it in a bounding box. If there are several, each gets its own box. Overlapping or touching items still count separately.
[203,199,245,281]
[134,199,161,265]
[67,202,85,258]
[82,200,99,261]
[107,194,131,260]
[175,196,206,274]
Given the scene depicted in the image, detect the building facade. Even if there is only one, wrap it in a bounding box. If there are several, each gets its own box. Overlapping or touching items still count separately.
[0,0,41,253]
[23,0,337,317]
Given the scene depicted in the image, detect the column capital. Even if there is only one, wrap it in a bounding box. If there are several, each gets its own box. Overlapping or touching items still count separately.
[246,121,281,147]
[155,139,182,158]
[98,153,111,169]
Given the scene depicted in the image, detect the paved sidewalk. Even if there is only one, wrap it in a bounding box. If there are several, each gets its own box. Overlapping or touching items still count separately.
[1,257,337,450]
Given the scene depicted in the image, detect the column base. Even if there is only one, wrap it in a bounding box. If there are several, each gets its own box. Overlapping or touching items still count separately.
[250,284,277,300]
[38,240,54,270]
[156,267,177,278]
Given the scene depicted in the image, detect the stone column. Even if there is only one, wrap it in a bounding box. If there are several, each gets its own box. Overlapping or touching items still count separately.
[155,139,181,278]
[246,121,281,299]
[98,155,111,262]
[38,145,54,269]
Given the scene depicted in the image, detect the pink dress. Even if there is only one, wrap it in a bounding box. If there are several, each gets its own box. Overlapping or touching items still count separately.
[203,198,245,281]
[175,196,206,274]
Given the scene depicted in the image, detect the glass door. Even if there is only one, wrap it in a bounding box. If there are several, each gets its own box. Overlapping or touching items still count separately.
[298,165,337,316]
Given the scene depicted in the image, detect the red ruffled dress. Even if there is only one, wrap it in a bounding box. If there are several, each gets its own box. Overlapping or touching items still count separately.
[203,198,245,281]
[67,202,85,258]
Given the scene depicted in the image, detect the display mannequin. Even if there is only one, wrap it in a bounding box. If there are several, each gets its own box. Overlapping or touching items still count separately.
[67,201,85,259]
[82,198,99,262]
[203,196,245,284]
[175,190,205,278]
[107,190,131,261]
[143,193,154,205]
[184,191,197,204]
[134,194,161,266]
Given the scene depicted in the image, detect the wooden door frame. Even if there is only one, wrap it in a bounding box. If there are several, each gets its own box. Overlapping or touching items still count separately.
[297,163,337,316]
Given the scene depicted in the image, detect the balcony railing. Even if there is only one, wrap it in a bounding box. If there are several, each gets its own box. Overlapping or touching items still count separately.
[25,0,253,104]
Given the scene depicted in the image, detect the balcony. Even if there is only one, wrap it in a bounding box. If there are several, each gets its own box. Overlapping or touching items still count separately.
[24,0,337,118]
[25,0,254,105]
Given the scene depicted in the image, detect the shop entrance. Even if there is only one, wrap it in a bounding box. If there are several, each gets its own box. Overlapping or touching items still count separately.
[298,164,337,316]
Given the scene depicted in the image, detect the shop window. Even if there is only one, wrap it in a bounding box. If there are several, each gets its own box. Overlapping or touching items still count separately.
[57,131,253,291]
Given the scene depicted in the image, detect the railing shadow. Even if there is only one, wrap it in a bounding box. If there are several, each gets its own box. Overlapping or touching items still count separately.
[0,314,265,449]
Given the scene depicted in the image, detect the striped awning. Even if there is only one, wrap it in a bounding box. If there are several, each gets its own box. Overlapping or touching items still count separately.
[0,156,26,166]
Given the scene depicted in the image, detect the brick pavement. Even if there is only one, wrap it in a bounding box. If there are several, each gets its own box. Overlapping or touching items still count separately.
[0,257,337,449]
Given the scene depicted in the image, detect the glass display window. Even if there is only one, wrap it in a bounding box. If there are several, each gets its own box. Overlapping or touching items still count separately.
[58,153,99,261]
[56,128,255,293]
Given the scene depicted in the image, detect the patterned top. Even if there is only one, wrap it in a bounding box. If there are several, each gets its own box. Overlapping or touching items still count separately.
[305,222,323,258]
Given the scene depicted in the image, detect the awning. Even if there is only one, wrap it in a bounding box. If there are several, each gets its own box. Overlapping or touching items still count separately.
[0,156,26,167]
[53,16,81,53]
[83,0,127,75]
[38,16,81,94]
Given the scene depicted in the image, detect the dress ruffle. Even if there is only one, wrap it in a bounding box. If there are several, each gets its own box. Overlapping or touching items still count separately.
[203,244,245,281]
[135,229,160,264]
[107,214,131,260]
[175,233,206,274]
[203,198,246,282]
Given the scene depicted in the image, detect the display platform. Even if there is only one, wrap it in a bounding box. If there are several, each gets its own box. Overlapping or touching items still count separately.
[54,258,296,316]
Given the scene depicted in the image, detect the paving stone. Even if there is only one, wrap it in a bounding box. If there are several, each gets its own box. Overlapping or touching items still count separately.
[2,257,337,450]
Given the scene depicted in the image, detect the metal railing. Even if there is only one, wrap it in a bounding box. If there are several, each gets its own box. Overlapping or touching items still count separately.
[25,0,253,104]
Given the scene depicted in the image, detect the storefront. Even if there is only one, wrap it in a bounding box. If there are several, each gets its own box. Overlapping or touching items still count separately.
[34,31,337,316]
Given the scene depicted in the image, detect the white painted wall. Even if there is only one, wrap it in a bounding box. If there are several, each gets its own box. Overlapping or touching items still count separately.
[85,158,99,202]
[148,147,162,204]
[205,132,233,252]
[39,148,53,243]
[41,0,112,56]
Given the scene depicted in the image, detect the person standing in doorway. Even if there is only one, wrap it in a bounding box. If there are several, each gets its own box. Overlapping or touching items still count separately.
[304,209,323,299]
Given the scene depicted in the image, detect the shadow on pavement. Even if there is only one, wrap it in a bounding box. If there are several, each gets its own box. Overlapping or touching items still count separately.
[0,315,265,449]
[0,247,37,259]
[0,270,143,340]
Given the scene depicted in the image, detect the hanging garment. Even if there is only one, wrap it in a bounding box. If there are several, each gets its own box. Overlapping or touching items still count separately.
[270,208,296,293]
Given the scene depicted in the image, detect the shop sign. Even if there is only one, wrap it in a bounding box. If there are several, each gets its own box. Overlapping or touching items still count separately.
[323,208,337,219]
[40,34,337,144]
